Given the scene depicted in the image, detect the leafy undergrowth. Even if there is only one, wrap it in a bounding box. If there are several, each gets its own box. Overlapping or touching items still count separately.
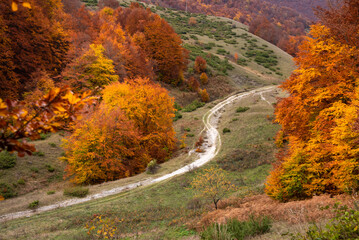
[201,216,272,240]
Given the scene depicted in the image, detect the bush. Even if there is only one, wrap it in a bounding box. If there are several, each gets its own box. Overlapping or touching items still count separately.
[28,200,39,209]
[39,132,51,140]
[183,100,205,112]
[292,203,359,240]
[174,111,183,121]
[236,107,250,113]
[201,216,271,240]
[47,190,56,195]
[30,167,39,173]
[146,160,158,174]
[33,151,45,157]
[17,178,26,185]
[46,164,55,172]
[0,183,16,199]
[0,150,16,169]
[64,186,89,198]
[49,143,57,147]
[223,128,231,134]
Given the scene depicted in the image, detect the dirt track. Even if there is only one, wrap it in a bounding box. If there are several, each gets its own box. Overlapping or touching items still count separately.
[0,85,276,222]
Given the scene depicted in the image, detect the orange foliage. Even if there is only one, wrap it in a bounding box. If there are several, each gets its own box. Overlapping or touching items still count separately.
[194,56,207,73]
[200,72,208,85]
[266,15,359,201]
[62,105,149,184]
[63,78,176,184]
[187,76,200,92]
[0,0,70,98]
[200,89,210,103]
[118,3,188,84]
[0,87,94,156]
[102,78,176,162]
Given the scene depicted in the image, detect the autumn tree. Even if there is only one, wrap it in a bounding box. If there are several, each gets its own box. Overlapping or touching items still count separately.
[187,76,200,92]
[102,78,176,162]
[200,89,210,103]
[62,105,150,184]
[96,7,155,80]
[62,44,119,93]
[200,72,208,85]
[0,0,70,97]
[194,56,207,73]
[118,3,188,84]
[266,1,359,201]
[190,167,236,209]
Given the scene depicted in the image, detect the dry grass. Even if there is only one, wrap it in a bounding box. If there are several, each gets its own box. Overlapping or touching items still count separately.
[198,194,354,228]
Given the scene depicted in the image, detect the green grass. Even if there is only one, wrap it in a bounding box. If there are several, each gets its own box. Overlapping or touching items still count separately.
[0,88,281,239]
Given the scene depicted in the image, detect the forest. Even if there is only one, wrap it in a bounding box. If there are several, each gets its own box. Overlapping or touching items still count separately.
[1,0,359,239]
[141,0,330,56]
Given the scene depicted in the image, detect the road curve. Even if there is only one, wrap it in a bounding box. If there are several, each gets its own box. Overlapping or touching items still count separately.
[0,85,275,222]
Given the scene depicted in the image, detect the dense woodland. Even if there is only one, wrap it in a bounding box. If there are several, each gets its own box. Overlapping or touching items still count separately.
[0,0,189,183]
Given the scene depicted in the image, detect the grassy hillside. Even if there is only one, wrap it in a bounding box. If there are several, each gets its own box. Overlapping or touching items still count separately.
[0,87,283,239]
[0,2,298,239]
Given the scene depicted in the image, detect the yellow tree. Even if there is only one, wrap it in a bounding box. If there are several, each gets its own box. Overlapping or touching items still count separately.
[102,78,176,162]
[190,167,236,209]
[62,44,119,92]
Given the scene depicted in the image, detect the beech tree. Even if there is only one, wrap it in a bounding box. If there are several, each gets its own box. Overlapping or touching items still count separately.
[265,1,359,201]
[62,105,149,184]
[102,78,176,162]
[62,44,119,93]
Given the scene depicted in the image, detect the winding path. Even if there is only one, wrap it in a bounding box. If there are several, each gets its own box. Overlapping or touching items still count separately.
[0,86,275,222]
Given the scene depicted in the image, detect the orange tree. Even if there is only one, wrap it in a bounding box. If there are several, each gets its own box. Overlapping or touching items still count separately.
[62,105,150,184]
[265,18,359,201]
[102,78,176,163]
[190,167,236,209]
[62,77,176,184]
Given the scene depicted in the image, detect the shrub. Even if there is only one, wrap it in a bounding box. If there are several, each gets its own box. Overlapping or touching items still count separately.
[64,186,89,198]
[146,160,158,174]
[201,216,272,240]
[49,143,57,147]
[0,183,16,199]
[17,178,26,185]
[184,128,191,132]
[183,100,205,112]
[39,132,51,140]
[0,150,16,169]
[30,167,39,173]
[28,200,39,209]
[223,128,231,134]
[33,151,45,157]
[236,107,250,113]
[200,72,208,85]
[46,164,55,172]
[200,89,210,103]
[47,190,56,195]
[174,111,183,121]
[201,223,233,240]
[292,203,359,240]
